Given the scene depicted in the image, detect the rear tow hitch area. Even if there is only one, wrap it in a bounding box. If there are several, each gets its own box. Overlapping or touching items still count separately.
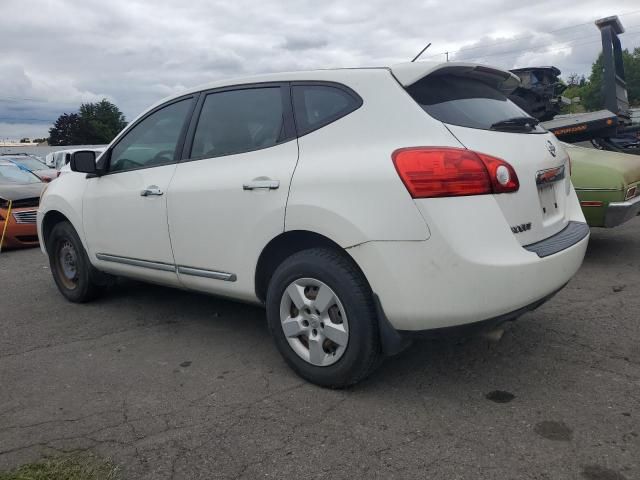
[480,326,506,343]
[374,287,566,355]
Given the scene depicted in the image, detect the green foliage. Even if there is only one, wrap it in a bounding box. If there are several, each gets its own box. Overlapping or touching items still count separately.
[564,47,640,112]
[581,54,605,111]
[0,454,118,480]
[48,113,82,146]
[48,99,127,146]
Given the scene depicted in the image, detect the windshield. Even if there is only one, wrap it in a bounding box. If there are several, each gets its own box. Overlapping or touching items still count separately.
[0,164,42,184]
[7,157,46,170]
[406,74,545,133]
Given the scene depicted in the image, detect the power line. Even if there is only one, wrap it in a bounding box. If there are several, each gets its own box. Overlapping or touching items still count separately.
[457,27,640,62]
[422,8,640,60]
[0,97,46,103]
[0,117,56,123]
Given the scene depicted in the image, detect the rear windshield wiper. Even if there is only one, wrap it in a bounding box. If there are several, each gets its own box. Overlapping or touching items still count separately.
[490,116,539,132]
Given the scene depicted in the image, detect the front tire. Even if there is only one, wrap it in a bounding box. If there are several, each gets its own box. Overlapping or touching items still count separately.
[46,221,108,302]
[266,248,381,388]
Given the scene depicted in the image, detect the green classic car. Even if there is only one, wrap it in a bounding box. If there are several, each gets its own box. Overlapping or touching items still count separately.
[564,143,640,227]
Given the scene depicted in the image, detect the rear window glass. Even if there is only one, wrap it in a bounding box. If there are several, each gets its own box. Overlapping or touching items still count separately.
[407,74,544,133]
[292,84,361,136]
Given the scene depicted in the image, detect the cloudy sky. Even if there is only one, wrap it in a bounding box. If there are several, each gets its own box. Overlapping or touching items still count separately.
[2,0,640,140]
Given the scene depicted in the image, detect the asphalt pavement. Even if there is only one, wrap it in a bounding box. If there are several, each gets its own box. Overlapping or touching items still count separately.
[1,221,639,479]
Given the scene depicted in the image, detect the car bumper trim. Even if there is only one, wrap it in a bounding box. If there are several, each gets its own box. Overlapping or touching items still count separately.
[524,221,590,258]
[603,195,640,228]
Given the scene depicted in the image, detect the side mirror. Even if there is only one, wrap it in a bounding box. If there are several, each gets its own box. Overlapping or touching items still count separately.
[70,151,98,174]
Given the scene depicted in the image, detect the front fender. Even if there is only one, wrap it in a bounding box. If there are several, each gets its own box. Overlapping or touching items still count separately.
[37,173,88,255]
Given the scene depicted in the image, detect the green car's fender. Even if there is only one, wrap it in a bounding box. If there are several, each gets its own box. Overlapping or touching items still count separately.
[562,143,640,227]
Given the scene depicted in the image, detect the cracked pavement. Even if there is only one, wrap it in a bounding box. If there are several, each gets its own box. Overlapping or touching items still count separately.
[1,221,639,479]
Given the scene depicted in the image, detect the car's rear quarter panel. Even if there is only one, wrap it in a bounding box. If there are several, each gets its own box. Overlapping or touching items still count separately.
[285,69,463,246]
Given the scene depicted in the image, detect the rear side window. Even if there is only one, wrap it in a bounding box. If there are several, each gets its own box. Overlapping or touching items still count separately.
[190,87,285,159]
[292,84,362,136]
[407,74,543,133]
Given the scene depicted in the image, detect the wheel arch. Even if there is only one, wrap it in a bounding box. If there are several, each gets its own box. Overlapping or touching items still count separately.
[41,210,81,254]
[254,230,366,303]
[255,229,409,357]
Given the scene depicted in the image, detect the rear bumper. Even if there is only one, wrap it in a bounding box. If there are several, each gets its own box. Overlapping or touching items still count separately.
[523,221,590,257]
[348,221,588,332]
[604,195,640,227]
[375,287,564,356]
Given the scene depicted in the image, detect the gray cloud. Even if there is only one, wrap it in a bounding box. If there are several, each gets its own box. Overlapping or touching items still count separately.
[282,35,329,51]
[1,0,639,139]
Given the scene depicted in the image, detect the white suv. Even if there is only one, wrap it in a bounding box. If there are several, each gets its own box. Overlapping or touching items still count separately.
[37,62,589,387]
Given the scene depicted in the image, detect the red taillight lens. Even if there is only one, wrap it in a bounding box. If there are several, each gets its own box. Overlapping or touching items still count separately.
[392,147,519,198]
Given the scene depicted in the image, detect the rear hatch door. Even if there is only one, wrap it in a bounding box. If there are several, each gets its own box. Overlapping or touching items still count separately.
[399,63,572,245]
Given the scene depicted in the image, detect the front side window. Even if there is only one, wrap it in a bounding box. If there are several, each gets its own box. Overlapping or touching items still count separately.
[109,98,192,173]
[292,84,361,136]
[190,87,285,159]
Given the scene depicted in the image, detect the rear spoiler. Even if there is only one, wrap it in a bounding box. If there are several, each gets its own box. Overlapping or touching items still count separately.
[390,62,520,94]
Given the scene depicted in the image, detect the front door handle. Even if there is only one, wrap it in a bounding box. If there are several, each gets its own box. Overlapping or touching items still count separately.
[140,185,164,196]
[243,179,280,190]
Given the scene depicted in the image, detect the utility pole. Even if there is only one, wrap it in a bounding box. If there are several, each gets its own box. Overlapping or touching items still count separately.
[445,52,449,62]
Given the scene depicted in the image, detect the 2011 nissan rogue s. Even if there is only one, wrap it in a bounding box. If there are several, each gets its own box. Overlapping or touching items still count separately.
[37,62,589,387]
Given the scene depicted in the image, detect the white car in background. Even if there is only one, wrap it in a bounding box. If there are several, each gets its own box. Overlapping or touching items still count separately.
[54,148,106,176]
[37,62,589,387]
[46,148,106,171]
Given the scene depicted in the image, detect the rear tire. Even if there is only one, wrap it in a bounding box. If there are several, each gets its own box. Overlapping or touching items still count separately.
[46,221,109,302]
[266,248,381,388]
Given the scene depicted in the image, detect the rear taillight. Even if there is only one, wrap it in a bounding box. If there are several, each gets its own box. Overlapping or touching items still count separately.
[392,147,519,199]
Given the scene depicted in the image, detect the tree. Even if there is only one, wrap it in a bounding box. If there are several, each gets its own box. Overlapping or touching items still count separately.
[566,47,640,111]
[78,99,127,144]
[566,72,581,86]
[48,99,127,146]
[48,113,82,146]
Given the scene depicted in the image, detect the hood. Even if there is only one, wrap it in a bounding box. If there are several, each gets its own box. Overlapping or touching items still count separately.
[34,169,58,180]
[0,182,45,202]
[564,143,640,190]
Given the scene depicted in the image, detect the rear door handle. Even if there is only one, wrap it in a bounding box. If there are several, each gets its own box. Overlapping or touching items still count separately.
[140,185,164,196]
[243,180,280,190]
